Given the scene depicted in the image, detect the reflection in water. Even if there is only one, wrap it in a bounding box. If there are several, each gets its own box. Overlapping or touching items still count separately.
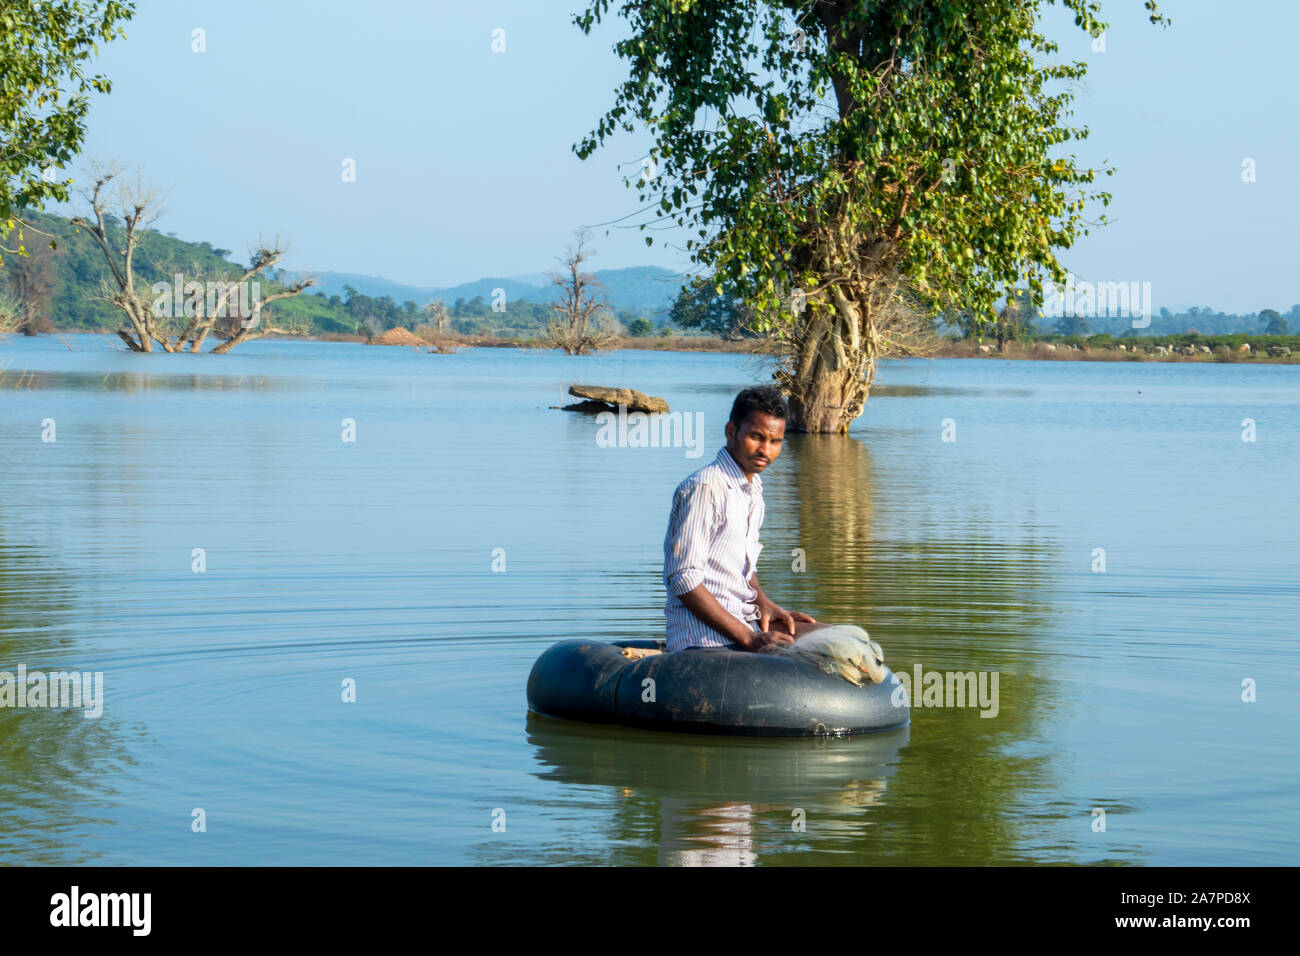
[513,715,908,866]
[753,434,1097,863]
[0,370,288,393]
[3,337,1295,864]
[0,524,133,864]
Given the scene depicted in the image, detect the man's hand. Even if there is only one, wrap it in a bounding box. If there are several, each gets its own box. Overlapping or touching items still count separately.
[756,597,817,636]
[754,629,796,650]
[739,628,796,652]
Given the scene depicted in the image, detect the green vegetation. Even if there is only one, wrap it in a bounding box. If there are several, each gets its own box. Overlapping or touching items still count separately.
[573,0,1169,432]
[942,299,1296,342]
[0,1,135,249]
[667,281,758,340]
[1,211,670,340]
[6,213,1291,357]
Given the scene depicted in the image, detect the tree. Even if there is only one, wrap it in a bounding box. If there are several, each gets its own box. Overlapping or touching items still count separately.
[996,290,1038,349]
[5,232,56,333]
[1054,315,1090,337]
[0,292,24,334]
[1,1,135,253]
[574,0,1168,432]
[71,164,313,352]
[628,317,654,336]
[1259,308,1288,335]
[543,228,617,355]
[423,299,450,333]
[668,279,755,339]
[951,289,1035,346]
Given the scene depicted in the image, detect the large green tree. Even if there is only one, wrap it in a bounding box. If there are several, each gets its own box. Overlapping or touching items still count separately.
[0,1,135,255]
[575,0,1167,432]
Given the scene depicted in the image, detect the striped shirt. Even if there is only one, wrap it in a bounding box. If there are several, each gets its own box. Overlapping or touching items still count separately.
[662,446,765,651]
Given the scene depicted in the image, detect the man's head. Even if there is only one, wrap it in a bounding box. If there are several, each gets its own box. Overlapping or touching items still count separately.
[725,386,788,477]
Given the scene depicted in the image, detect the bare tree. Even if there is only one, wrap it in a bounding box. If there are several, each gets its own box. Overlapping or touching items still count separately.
[5,233,55,334]
[544,228,616,355]
[205,251,314,354]
[69,163,162,350]
[422,299,449,333]
[0,290,23,334]
[70,164,313,352]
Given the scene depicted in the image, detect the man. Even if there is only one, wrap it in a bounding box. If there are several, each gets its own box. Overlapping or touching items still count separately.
[662,385,825,652]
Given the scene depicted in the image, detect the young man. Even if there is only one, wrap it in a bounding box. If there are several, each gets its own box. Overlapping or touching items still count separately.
[662,386,825,652]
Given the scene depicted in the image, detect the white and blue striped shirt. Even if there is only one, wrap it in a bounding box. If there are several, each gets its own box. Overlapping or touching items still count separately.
[663,446,765,651]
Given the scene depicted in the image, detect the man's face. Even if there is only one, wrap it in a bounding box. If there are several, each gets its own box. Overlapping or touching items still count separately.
[725,411,786,476]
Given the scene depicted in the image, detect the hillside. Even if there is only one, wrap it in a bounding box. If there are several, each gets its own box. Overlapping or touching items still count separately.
[1,211,690,336]
[301,265,689,315]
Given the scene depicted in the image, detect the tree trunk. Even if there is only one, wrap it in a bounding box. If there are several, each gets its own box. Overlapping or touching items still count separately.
[787,363,859,434]
[781,255,879,434]
[117,328,149,352]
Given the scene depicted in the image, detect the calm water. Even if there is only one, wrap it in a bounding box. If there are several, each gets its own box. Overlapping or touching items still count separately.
[1,334,1296,865]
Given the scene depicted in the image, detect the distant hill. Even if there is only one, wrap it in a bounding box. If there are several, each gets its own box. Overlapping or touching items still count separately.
[303,271,440,303]
[303,265,689,315]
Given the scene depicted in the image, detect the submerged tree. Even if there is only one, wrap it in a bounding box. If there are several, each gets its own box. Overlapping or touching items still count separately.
[70,164,313,352]
[544,228,617,355]
[574,0,1168,432]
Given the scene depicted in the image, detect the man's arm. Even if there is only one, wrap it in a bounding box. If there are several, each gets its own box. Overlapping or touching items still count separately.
[677,584,783,650]
[665,482,790,651]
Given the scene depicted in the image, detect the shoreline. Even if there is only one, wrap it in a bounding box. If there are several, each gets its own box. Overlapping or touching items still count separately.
[18,328,1300,364]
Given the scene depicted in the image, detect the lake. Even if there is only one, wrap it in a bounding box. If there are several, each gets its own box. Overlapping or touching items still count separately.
[1,334,1296,865]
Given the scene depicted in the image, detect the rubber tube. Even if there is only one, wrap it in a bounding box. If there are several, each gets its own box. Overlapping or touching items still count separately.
[527,640,909,737]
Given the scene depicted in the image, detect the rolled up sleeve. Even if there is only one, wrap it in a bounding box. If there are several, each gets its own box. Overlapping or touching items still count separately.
[664,481,720,596]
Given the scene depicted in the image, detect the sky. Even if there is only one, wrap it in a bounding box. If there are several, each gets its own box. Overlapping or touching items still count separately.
[56,0,1300,313]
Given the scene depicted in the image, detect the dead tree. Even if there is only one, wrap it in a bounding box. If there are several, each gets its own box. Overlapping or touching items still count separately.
[422,299,449,333]
[71,164,313,352]
[544,228,616,355]
[69,164,162,350]
[206,259,314,353]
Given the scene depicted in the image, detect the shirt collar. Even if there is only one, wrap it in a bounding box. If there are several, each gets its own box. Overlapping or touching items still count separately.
[716,446,762,493]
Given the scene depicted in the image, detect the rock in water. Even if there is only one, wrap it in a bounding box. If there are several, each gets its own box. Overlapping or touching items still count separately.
[567,384,669,414]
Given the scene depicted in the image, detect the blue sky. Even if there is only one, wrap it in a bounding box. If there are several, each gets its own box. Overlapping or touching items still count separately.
[61,0,1300,313]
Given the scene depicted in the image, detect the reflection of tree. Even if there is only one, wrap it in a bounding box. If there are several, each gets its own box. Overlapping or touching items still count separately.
[0,369,285,393]
[0,523,129,863]
[751,433,1114,863]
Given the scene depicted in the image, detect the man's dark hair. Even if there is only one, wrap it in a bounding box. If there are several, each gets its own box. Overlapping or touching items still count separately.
[729,386,788,427]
